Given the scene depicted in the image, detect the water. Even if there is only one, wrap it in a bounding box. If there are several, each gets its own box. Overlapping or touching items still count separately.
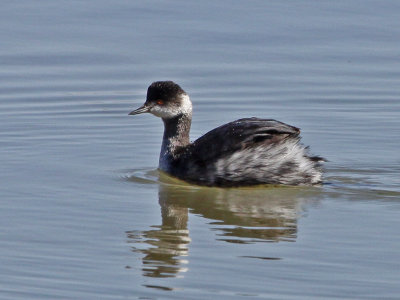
[1,0,399,299]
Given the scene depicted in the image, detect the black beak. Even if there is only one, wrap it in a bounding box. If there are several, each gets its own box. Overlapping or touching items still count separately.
[128,104,150,115]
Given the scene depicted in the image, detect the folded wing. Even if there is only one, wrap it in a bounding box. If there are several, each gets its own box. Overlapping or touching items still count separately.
[188,117,300,163]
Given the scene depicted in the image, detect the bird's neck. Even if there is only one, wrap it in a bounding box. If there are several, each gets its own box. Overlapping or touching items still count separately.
[159,113,192,170]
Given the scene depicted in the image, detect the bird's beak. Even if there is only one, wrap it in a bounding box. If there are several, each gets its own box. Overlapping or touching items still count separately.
[128,104,150,115]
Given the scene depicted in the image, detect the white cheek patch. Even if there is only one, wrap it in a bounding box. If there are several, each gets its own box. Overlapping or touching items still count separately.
[150,106,176,118]
[179,94,192,115]
[150,94,192,119]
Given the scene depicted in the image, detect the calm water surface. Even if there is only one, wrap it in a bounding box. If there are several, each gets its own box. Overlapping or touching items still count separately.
[1,1,400,299]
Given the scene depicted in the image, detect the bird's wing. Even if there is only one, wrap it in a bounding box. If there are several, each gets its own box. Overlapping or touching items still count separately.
[186,117,300,163]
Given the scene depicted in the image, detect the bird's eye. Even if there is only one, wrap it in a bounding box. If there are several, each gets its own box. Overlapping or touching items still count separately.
[156,99,164,105]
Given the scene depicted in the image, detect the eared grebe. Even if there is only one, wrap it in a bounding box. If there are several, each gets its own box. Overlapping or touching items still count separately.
[129,81,324,187]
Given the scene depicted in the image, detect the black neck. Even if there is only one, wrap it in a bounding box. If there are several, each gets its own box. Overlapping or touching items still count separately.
[161,113,192,156]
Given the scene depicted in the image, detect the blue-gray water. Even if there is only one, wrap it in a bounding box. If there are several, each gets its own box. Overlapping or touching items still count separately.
[1,1,400,299]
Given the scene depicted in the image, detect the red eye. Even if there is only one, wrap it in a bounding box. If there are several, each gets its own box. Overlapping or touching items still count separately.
[156,99,164,105]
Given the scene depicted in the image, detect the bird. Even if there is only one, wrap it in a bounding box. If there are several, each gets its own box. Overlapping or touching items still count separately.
[129,81,324,187]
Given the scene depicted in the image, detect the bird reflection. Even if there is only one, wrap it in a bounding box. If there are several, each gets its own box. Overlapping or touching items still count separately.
[126,192,190,278]
[127,174,321,279]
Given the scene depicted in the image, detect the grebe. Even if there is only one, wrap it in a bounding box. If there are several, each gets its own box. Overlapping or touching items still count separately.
[129,81,324,186]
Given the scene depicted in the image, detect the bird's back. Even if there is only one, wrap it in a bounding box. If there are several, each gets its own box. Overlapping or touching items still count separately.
[168,118,323,186]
